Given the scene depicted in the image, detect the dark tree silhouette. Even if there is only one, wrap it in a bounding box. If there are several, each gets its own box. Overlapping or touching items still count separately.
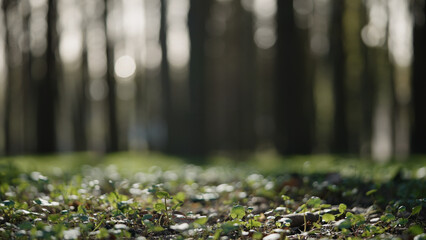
[73,20,89,151]
[22,1,36,153]
[203,1,256,154]
[104,0,118,152]
[330,0,349,154]
[411,0,426,153]
[35,0,58,153]
[187,0,210,156]
[159,0,174,154]
[236,1,256,152]
[275,0,315,154]
[2,0,14,155]
[360,5,375,156]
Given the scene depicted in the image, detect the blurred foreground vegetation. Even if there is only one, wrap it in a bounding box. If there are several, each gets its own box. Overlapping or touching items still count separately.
[0,154,425,239]
[2,152,425,182]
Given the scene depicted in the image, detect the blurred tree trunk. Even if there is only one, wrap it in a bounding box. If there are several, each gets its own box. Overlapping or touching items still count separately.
[104,0,118,152]
[187,0,210,156]
[204,1,256,154]
[411,0,426,153]
[370,9,394,161]
[74,28,89,151]
[330,0,349,154]
[237,2,256,152]
[35,0,57,153]
[159,0,171,153]
[275,1,314,155]
[360,5,375,156]
[2,0,13,155]
[159,0,175,154]
[22,1,36,153]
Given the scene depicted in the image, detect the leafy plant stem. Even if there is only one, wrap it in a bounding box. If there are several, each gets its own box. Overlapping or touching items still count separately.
[92,216,106,233]
[303,212,307,232]
[164,197,169,225]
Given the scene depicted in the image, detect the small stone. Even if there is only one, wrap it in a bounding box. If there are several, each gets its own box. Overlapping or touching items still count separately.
[170,223,189,231]
[263,233,281,240]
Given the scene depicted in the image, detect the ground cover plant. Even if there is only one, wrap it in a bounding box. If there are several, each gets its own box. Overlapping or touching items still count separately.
[0,153,425,239]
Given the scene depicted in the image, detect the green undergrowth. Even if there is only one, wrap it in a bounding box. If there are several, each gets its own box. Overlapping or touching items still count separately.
[0,152,425,239]
[3,152,425,181]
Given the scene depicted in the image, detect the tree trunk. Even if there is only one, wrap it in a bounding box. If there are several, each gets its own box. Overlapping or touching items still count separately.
[411,0,426,153]
[36,0,58,153]
[360,3,374,156]
[2,0,13,155]
[21,1,36,153]
[104,0,119,152]
[74,26,89,151]
[236,1,256,152]
[275,0,314,155]
[187,0,210,156]
[330,0,349,154]
[159,0,175,154]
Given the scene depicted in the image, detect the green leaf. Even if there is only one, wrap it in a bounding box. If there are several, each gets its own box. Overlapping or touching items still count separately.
[194,217,208,225]
[48,214,61,222]
[411,205,422,216]
[345,212,354,219]
[246,219,262,228]
[352,214,366,227]
[152,226,165,232]
[214,229,222,240]
[19,221,33,230]
[337,219,351,229]
[77,205,87,215]
[80,223,94,232]
[143,220,154,228]
[320,204,331,209]
[230,205,245,220]
[313,222,322,229]
[307,197,322,208]
[338,203,347,214]
[53,224,65,238]
[366,189,377,196]
[398,205,407,213]
[278,217,292,227]
[322,213,335,222]
[408,225,424,235]
[117,201,130,210]
[142,214,153,220]
[96,228,109,239]
[156,191,170,199]
[172,202,183,210]
[396,218,408,226]
[174,192,186,202]
[281,195,290,201]
[79,215,89,221]
[3,200,15,207]
[380,213,395,223]
[221,221,239,233]
[299,204,307,212]
[252,232,263,240]
[154,203,166,212]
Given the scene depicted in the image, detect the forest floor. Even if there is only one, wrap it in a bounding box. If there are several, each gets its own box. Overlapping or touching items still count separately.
[0,152,425,239]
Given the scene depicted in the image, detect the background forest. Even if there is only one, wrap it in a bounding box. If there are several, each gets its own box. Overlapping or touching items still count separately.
[0,0,425,160]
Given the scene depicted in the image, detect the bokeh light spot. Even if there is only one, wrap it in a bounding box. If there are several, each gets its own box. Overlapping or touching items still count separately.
[114,55,136,79]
